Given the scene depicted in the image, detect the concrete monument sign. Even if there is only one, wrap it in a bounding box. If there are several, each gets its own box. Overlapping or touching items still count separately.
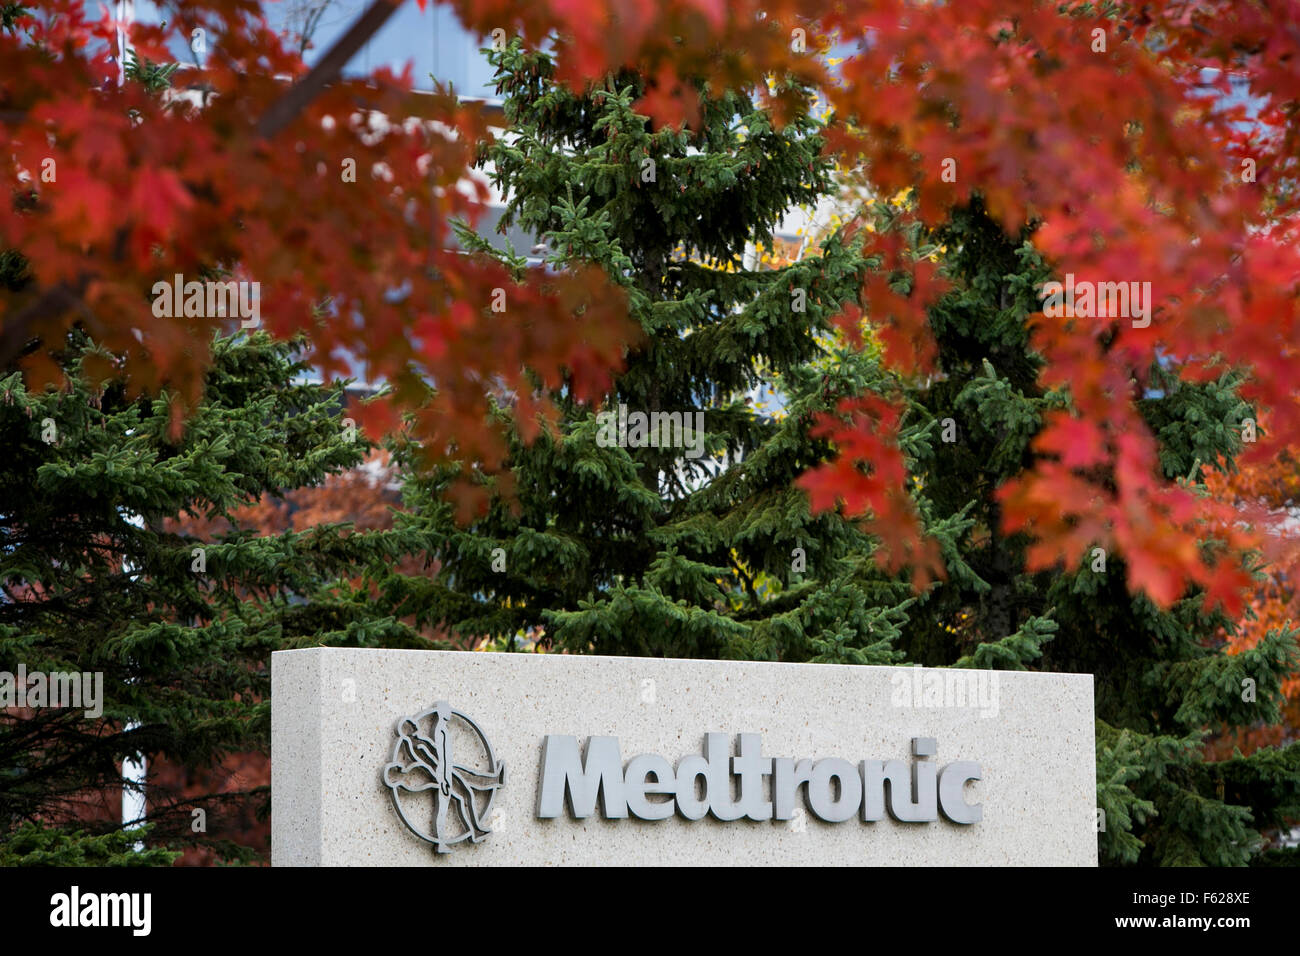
[272,648,1096,865]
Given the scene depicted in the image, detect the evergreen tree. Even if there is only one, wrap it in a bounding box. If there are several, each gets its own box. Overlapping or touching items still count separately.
[381,45,1299,866]
[0,332,422,865]
[377,42,966,664]
[905,199,1300,865]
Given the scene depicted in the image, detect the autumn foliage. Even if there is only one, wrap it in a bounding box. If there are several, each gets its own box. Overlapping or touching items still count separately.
[3,0,1299,612]
[1204,416,1300,758]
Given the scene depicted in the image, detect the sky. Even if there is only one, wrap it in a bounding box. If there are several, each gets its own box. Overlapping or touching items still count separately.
[122,0,500,97]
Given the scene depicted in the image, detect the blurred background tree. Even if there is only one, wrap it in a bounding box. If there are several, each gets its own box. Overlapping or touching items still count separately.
[0,333,428,865]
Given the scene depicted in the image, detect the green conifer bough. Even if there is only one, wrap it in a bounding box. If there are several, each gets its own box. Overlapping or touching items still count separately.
[906,202,1299,865]
[381,43,948,666]
[380,45,1299,866]
[0,333,424,864]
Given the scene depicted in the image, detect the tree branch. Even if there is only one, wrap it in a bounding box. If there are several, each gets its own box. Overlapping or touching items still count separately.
[1,0,403,369]
[255,0,401,140]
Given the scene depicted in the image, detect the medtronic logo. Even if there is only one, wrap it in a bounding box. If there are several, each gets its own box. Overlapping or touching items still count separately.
[381,709,980,857]
[381,701,506,854]
[536,734,982,825]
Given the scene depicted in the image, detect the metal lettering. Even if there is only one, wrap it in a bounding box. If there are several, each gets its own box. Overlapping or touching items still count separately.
[807,758,861,822]
[534,733,980,827]
[732,733,773,821]
[938,760,983,824]
[536,735,626,819]
[625,754,675,820]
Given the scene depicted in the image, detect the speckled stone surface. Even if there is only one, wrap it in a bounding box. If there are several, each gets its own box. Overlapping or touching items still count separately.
[272,648,1096,866]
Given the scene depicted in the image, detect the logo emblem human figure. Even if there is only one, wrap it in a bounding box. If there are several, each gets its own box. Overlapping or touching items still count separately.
[382,701,506,854]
